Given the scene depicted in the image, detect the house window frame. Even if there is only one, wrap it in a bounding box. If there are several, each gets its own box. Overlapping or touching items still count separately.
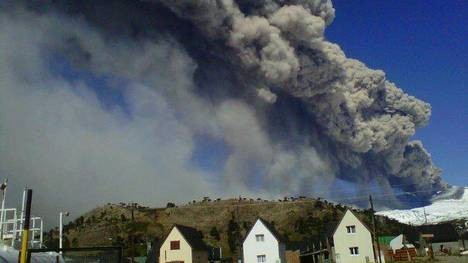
[257,254,266,263]
[349,247,359,256]
[170,240,180,250]
[255,234,265,242]
[346,225,356,233]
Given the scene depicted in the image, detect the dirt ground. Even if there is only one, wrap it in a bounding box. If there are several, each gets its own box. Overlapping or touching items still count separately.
[406,256,468,262]
[434,256,468,262]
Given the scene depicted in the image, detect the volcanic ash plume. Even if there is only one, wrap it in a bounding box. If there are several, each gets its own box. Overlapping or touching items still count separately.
[149,0,445,198]
[0,0,449,214]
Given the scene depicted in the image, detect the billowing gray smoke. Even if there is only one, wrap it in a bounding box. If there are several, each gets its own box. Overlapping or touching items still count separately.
[0,0,450,220]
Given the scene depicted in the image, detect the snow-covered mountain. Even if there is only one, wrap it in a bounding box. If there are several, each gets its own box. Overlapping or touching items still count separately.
[377,187,468,225]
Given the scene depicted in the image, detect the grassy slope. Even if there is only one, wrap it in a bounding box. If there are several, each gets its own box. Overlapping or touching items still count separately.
[48,197,416,258]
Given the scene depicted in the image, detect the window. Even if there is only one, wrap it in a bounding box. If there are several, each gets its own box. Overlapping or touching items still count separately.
[255,234,265,242]
[349,247,359,255]
[170,240,180,250]
[346,225,356,233]
[257,255,266,263]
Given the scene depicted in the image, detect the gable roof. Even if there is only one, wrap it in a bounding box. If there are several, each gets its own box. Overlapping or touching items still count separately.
[169,224,208,250]
[258,217,285,242]
[332,209,372,236]
[417,223,459,243]
[244,217,285,244]
[323,222,338,244]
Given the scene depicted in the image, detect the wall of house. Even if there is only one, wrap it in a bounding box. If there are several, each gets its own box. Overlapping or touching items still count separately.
[460,239,467,251]
[192,250,208,263]
[333,211,375,263]
[159,228,192,263]
[432,241,460,255]
[243,220,285,263]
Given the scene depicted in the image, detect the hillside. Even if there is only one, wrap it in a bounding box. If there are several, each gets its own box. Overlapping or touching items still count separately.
[45,197,418,260]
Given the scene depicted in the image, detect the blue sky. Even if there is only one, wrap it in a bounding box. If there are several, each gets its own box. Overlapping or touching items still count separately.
[46,0,466,188]
[326,0,467,186]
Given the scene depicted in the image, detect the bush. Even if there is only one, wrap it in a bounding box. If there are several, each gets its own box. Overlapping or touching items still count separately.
[227,214,241,253]
[166,202,176,208]
[210,226,221,241]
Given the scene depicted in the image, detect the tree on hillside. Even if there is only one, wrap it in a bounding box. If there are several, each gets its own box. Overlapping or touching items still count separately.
[242,221,253,231]
[210,226,221,241]
[227,213,241,255]
[43,229,59,249]
[71,237,79,247]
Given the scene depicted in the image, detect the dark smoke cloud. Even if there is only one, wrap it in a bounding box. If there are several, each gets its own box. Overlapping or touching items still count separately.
[0,0,452,221]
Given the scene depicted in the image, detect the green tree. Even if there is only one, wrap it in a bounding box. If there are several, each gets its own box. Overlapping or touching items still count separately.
[210,226,221,241]
[227,214,241,254]
[71,237,79,247]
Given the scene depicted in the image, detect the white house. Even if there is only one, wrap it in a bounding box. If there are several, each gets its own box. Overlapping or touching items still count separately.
[243,218,286,263]
[333,209,375,263]
[159,224,209,263]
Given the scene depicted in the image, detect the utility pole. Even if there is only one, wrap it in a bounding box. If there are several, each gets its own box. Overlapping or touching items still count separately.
[19,188,26,237]
[236,198,242,263]
[20,189,32,263]
[130,203,136,263]
[369,195,382,263]
[59,212,70,253]
[0,179,8,240]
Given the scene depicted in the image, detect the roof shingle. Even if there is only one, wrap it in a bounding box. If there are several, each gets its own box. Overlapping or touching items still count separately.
[174,224,208,251]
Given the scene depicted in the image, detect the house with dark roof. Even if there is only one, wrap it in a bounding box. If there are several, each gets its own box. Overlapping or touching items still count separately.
[332,209,377,263]
[159,224,209,263]
[417,223,462,255]
[242,218,286,263]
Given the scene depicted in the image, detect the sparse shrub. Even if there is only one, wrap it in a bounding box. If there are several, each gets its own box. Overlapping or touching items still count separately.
[227,214,241,254]
[210,226,221,241]
[242,221,252,231]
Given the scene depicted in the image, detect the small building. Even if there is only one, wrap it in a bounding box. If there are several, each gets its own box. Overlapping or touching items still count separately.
[159,224,209,263]
[285,250,300,263]
[296,236,334,263]
[285,241,315,263]
[461,231,468,251]
[243,218,286,263]
[332,209,376,263]
[389,234,415,252]
[418,223,461,255]
[386,234,416,261]
[208,246,223,263]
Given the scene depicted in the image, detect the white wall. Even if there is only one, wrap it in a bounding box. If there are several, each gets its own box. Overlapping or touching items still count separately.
[333,210,375,263]
[432,241,460,254]
[243,219,284,263]
[390,234,404,251]
[159,227,193,263]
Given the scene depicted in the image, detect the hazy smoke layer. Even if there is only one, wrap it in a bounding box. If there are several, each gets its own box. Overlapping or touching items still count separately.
[0,0,448,221]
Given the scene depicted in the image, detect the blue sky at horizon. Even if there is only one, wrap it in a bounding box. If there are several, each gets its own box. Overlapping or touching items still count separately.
[326,0,467,186]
